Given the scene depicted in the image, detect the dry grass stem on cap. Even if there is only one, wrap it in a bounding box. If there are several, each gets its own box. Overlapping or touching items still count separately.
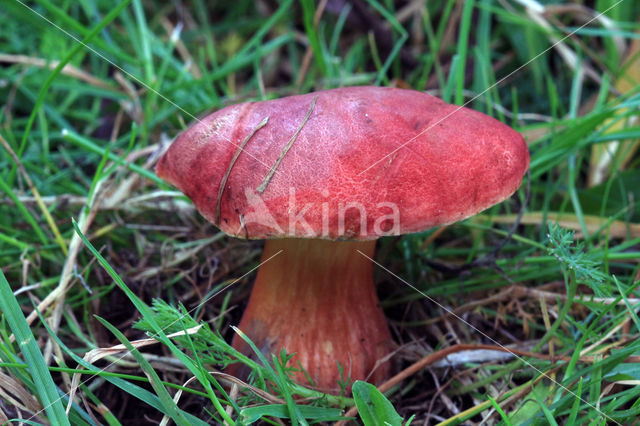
[215,116,269,224]
[256,95,317,193]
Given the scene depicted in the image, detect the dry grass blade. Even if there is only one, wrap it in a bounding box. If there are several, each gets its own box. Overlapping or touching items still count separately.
[0,53,114,90]
[515,0,606,87]
[424,284,640,328]
[337,342,640,424]
[0,371,42,416]
[490,212,640,239]
[159,372,286,426]
[0,134,68,256]
[21,144,164,347]
[5,190,194,214]
[210,372,286,405]
[159,17,202,79]
[132,233,224,281]
[66,325,202,414]
[295,0,328,87]
[21,182,103,336]
[588,16,640,186]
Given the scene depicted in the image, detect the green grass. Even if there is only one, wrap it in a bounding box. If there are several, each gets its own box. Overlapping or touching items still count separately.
[1,0,640,424]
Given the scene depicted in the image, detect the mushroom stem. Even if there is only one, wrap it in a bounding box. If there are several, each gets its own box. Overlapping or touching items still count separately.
[231,238,392,392]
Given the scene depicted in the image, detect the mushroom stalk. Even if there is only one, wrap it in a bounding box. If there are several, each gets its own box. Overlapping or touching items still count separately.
[232,238,392,392]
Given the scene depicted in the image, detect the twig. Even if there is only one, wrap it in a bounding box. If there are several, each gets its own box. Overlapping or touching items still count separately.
[215,116,269,225]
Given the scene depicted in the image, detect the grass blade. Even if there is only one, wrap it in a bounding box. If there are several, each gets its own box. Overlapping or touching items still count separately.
[71,218,235,424]
[37,311,210,425]
[0,269,71,425]
[94,315,190,426]
[12,0,132,183]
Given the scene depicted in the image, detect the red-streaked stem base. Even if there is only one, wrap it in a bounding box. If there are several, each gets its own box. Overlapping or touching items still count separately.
[231,238,393,393]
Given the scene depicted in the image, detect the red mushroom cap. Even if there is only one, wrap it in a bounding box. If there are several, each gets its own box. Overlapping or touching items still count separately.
[157,86,529,239]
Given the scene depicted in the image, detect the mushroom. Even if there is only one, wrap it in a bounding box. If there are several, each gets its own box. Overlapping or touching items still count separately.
[156,86,529,392]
